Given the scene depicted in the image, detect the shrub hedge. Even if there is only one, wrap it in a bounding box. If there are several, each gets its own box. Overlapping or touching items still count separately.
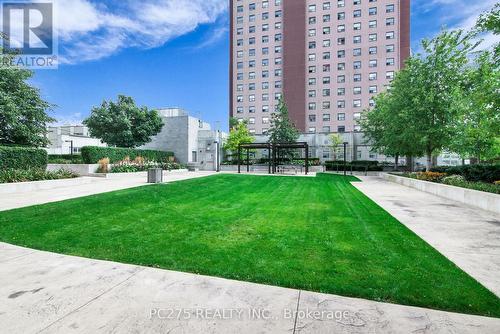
[81,146,174,164]
[0,168,79,184]
[0,146,48,170]
[48,154,84,164]
[349,160,380,166]
[431,164,500,183]
[325,161,383,172]
[399,172,500,195]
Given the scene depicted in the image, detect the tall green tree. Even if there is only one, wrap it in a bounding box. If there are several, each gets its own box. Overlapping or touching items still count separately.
[229,117,240,130]
[476,3,500,59]
[477,3,500,34]
[359,89,422,169]
[268,97,299,144]
[410,30,479,170]
[328,133,343,160]
[362,30,478,171]
[0,34,54,147]
[83,95,163,148]
[450,51,500,161]
[224,119,254,162]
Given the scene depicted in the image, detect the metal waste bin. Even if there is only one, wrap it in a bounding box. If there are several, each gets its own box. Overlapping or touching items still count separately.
[147,168,163,183]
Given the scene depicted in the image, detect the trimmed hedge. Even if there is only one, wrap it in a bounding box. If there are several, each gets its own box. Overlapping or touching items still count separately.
[431,164,500,183]
[0,146,48,170]
[325,161,383,172]
[350,160,380,166]
[48,154,84,164]
[0,168,79,184]
[81,146,174,164]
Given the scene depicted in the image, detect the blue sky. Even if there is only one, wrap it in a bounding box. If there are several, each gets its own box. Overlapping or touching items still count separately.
[22,0,498,131]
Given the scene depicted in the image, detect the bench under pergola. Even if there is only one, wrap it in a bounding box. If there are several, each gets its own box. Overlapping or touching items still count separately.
[237,142,310,175]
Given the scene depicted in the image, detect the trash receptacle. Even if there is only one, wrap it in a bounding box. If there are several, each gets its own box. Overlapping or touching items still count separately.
[147,168,163,183]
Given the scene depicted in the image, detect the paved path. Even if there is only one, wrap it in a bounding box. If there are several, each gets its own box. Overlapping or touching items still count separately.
[1,242,499,334]
[0,171,216,212]
[353,176,500,297]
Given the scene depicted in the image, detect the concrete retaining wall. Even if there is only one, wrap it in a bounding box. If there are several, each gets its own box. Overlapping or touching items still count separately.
[0,177,96,195]
[382,173,500,215]
[91,169,189,179]
[47,164,100,176]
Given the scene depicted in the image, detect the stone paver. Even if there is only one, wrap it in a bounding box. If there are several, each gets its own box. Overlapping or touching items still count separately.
[0,243,499,334]
[0,171,216,212]
[353,176,500,297]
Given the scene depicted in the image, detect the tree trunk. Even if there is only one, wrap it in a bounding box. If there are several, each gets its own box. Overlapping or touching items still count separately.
[394,154,399,171]
[426,150,433,172]
[406,155,413,172]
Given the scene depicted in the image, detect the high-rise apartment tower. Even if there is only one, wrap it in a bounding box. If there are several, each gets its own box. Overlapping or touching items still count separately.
[230,0,410,134]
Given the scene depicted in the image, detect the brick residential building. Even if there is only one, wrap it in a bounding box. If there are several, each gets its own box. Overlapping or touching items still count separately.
[230,0,410,135]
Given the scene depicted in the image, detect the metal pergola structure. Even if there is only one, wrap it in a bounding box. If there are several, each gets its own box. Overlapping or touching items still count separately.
[237,142,309,175]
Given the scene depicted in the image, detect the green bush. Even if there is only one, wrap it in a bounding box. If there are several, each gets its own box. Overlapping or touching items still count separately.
[442,174,466,185]
[110,161,186,173]
[415,172,448,182]
[325,161,383,172]
[81,146,174,164]
[442,177,500,195]
[254,157,321,166]
[48,154,84,164]
[398,172,500,195]
[0,146,48,170]
[350,160,380,166]
[111,164,141,173]
[0,168,79,184]
[431,164,500,183]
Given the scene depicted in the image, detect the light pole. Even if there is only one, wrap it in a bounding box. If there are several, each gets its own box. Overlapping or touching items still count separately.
[343,142,348,176]
[65,140,74,161]
[214,137,220,173]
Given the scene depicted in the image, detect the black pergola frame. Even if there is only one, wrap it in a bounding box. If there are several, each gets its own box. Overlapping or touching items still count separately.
[237,142,309,175]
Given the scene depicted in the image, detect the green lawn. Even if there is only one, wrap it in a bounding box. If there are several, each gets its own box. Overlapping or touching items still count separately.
[0,174,498,317]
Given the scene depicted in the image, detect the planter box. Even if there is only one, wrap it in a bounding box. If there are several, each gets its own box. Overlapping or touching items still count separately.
[90,169,189,179]
[0,177,95,194]
[382,173,500,215]
[47,164,100,176]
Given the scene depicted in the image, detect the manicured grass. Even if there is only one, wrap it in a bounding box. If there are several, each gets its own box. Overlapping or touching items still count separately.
[0,174,498,317]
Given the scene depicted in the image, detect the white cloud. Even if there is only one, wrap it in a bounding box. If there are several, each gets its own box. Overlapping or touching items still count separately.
[51,112,84,126]
[192,14,229,50]
[49,0,228,64]
[414,0,499,52]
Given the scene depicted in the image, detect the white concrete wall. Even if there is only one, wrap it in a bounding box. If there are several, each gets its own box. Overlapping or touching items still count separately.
[46,126,106,155]
[140,110,226,167]
[46,135,105,155]
[0,177,95,194]
[141,115,190,163]
[382,173,500,215]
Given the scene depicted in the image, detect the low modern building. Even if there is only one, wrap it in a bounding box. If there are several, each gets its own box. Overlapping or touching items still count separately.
[46,125,106,155]
[140,108,227,171]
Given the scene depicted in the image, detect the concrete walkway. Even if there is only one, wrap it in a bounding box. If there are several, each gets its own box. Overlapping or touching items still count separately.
[1,242,499,334]
[0,171,216,212]
[353,176,500,297]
